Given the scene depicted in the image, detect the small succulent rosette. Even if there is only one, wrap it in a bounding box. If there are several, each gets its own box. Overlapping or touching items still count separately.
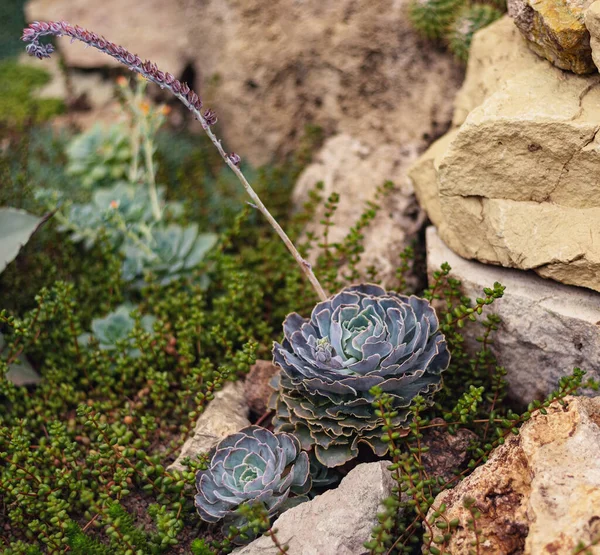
[195,426,311,533]
[270,284,450,467]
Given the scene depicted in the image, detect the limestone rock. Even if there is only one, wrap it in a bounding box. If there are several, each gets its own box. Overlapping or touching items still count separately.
[586,1,600,71]
[294,134,424,288]
[168,381,249,472]
[244,360,280,416]
[453,16,547,126]
[426,226,600,404]
[25,0,191,76]
[233,461,395,555]
[425,396,600,554]
[409,20,600,292]
[180,0,463,165]
[507,0,595,74]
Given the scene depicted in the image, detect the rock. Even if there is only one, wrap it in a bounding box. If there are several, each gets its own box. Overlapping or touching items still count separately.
[452,16,547,126]
[586,1,600,71]
[168,381,249,472]
[244,360,280,416]
[25,0,191,76]
[425,396,600,554]
[294,134,424,288]
[233,461,395,555]
[420,419,478,482]
[507,0,595,74]
[409,17,600,292]
[180,0,463,165]
[426,226,600,404]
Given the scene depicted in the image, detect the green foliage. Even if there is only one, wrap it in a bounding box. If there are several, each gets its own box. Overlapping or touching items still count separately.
[447,4,503,62]
[0,60,64,127]
[408,0,467,41]
[408,0,505,62]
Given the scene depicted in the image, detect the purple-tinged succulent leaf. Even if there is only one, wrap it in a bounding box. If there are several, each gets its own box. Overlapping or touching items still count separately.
[270,284,450,467]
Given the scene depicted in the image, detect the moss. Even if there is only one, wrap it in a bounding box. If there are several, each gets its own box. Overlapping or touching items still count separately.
[0,60,65,127]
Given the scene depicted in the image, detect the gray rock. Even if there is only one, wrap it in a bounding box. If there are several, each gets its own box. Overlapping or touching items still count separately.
[294,134,425,289]
[180,0,462,165]
[233,461,395,555]
[426,226,600,404]
[168,381,249,472]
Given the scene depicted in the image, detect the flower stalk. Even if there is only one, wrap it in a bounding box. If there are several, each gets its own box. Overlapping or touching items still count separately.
[22,20,328,301]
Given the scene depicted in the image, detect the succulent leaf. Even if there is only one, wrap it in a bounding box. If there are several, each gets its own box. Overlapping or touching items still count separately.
[271,284,450,467]
[78,304,156,358]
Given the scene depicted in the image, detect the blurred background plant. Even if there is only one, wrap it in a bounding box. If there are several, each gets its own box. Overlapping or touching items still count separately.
[408,0,504,62]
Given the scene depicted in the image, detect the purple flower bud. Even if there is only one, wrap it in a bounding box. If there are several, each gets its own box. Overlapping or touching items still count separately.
[229,153,241,165]
[180,82,190,96]
[155,70,165,82]
[204,109,217,126]
[165,72,175,85]
[172,80,182,93]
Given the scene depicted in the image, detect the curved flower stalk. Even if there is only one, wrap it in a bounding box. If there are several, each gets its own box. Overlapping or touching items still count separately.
[22,20,327,302]
[195,426,311,534]
[270,284,450,467]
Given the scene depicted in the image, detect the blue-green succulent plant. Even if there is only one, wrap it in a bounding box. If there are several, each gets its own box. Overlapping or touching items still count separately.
[78,304,156,357]
[122,223,217,288]
[66,124,131,189]
[270,284,450,467]
[195,426,311,529]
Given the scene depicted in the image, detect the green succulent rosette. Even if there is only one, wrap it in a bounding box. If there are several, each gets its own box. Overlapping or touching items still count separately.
[270,284,450,467]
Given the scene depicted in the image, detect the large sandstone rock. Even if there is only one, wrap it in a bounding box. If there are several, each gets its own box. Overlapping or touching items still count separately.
[425,396,600,554]
[233,461,395,555]
[410,16,600,292]
[507,0,595,74]
[180,0,463,165]
[25,0,191,76]
[168,382,249,472]
[294,134,424,288]
[453,16,547,126]
[586,1,600,71]
[427,226,600,404]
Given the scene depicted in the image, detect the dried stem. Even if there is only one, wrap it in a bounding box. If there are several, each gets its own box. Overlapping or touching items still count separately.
[22,20,328,302]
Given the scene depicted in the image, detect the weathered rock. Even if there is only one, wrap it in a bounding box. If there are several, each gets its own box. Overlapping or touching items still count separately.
[233,461,395,555]
[244,359,280,416]
[586,1,600,71]
[426,226,600,404]
[25,0,191,76]
[410,17,600,292]
[507,0,595,74]
[453,16,547,126]
[168,382,249,472]
[181,0,463,165]
[425,396,600,554]
[420,419,478,482]
[294,134,424,288]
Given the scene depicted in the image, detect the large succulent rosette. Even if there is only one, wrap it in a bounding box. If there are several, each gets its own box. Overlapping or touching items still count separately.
[195,426,311,527]
[270,284,450,467]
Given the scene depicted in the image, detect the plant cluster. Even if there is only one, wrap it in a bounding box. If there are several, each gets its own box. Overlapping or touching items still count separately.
[0,18,596,555]
[408,0,504,62]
